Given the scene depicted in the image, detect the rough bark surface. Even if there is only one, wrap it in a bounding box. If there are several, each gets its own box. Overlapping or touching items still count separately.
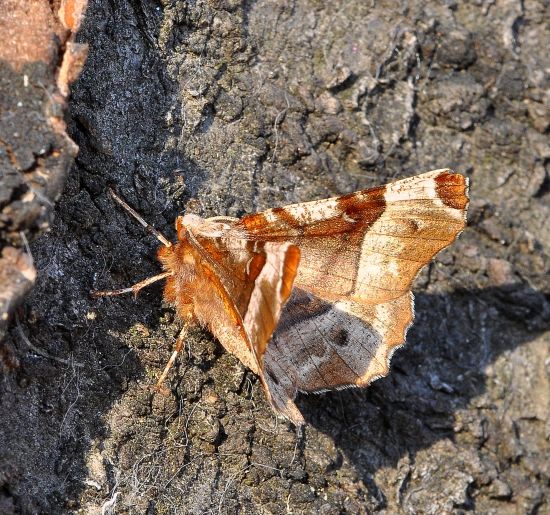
[1,0,549,513]
[0,0,87,339]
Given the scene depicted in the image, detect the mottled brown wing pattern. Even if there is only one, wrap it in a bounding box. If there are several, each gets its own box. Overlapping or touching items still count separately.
[229,169,468,424]
[235,170,467,303]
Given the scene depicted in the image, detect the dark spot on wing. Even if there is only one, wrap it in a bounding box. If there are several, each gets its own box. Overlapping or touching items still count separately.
[329,327,349,347]
[408,219,420,232]
[337,185,386,227]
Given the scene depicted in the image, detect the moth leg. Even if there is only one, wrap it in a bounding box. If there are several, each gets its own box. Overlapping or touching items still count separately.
[155,325,189,392]
[91,271,172,298]
[109,188,172,248]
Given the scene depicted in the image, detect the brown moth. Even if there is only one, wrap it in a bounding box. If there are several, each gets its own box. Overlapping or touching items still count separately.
[94,169,469,425]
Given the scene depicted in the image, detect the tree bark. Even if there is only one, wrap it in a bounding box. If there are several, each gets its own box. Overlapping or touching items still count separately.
[1,0,549,513]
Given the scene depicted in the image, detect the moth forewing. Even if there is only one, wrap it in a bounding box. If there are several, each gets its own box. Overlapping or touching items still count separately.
[229,169,468,424]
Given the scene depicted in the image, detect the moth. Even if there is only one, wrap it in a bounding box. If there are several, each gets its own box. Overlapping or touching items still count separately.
[94,169,468,425]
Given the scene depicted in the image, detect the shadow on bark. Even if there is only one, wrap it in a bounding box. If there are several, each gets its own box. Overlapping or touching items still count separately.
[2,275,548,512]
[298,283,549,507]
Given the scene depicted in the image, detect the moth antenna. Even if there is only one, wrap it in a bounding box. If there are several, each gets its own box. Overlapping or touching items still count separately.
[91,271,172,298]
[155,326,188,390]
[108,188,172,248]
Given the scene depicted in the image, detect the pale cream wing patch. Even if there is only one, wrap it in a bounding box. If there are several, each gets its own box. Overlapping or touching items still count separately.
[347,170,468,304]
[294,170,468,304]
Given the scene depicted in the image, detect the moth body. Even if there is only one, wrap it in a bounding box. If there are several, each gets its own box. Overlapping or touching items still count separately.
[99,170,468,425]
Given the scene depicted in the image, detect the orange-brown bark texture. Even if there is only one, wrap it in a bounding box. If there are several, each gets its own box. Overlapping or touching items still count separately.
[1,0,549,513]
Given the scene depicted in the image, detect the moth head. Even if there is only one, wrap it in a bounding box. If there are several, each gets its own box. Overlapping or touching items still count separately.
[175,214,202,240]
[177,214,234,239]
